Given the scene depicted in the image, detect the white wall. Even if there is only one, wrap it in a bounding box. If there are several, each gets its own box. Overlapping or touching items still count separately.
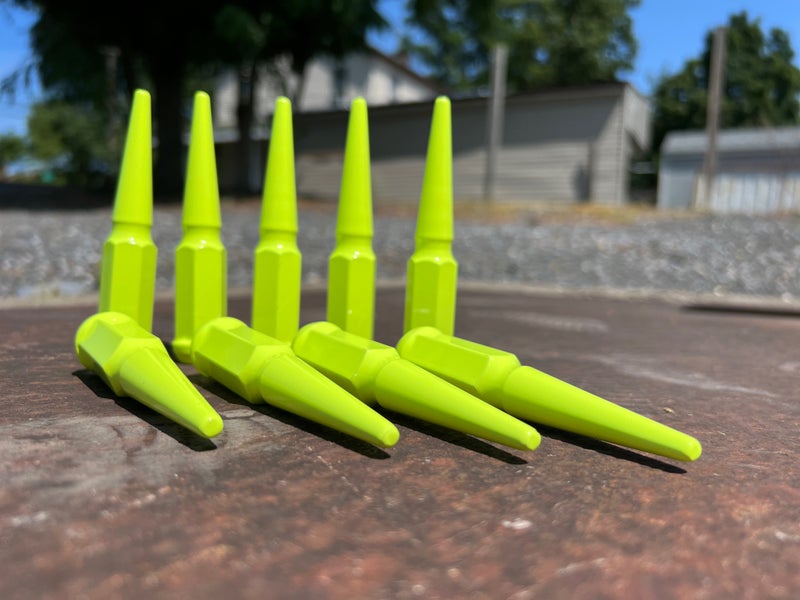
[213,51,437,128]
[285,85,640,204]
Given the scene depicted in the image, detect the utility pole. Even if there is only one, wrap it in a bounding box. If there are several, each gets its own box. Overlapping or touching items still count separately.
[698,26,727,209]
[483,44,508,203]
[103,46,121,154]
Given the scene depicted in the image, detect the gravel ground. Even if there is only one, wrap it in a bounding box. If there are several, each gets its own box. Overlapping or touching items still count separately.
[3,202,800,302]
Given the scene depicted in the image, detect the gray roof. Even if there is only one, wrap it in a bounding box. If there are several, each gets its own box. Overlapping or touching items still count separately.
[662,127,800,155]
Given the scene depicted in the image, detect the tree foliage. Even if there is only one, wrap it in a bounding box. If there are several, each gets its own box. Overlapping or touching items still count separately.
[404,0,639,92]
[211,1,384,193]
[0,132,26,177]
[2,0,384,195]
[652,11,800,153]
[26,100,116,187]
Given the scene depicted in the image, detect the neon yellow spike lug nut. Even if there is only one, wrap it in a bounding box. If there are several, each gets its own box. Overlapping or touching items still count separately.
[293,321,540,451]
[191,317,399,448]
[99,89,157,331]
[172,91,227,363]
[404,96,458,335]
[327,97,376,339]
[397,327,702,462]
[252,96,302,342]
[75,312,223,439]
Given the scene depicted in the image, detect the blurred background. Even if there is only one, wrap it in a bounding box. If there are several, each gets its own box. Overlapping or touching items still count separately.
[3,0,800,302]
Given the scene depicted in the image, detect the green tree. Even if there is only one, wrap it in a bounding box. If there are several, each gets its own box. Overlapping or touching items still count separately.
[212,2,384,193]
[26,100,116,187]
[0,132,26,178]
[2,0,384,196]
[652,11,800,153]
[405,0,639,92]
[4,0,222,194]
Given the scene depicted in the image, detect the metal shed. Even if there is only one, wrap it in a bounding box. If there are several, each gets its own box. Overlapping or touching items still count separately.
[217,82,651,205]
[658,127,800,213]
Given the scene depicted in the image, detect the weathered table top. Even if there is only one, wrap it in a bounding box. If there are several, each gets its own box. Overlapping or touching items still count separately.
[2,285,799,599]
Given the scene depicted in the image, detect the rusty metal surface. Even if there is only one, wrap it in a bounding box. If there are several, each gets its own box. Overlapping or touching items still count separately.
[1,287,799,599]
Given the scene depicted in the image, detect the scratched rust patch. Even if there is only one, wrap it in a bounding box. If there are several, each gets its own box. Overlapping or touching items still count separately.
[0,289,799,599]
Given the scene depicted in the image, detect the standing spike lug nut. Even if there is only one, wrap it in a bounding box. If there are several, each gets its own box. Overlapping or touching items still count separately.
[327,97,376,338]
[252,97,302,342]
[404,96,458,335]
[172,91,227,362]
[99,89,157,331]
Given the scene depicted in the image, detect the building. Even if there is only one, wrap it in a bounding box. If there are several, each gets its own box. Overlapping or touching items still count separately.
[214,48,439,192]
[215,55,651,205]
[213,48,439,132]
[658,127,800,213]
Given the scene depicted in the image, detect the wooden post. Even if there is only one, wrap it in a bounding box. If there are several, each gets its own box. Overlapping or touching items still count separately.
[483,44,508,203]
[698,27,726,209]
[103,46,120,154]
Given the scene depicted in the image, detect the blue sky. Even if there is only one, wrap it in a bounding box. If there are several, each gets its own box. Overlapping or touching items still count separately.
[3,1,800,135]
